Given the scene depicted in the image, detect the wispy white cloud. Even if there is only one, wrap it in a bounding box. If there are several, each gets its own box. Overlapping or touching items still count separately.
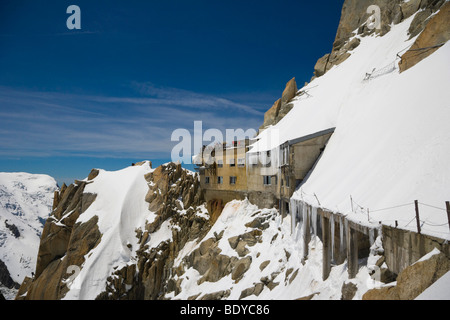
[0,84,263,159]
[0,31,100,38]
[90,82,265,116]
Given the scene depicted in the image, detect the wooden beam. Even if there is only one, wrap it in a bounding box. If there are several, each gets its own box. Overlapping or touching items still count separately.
[347,227,359,279]
[415,200,421,234]
[446,201,450,232]
[321,215,331,281]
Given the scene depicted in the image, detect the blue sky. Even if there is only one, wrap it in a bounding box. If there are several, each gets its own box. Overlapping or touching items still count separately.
[0,0,344,185]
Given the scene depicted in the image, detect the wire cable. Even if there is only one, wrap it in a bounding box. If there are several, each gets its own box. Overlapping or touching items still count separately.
[418,202,446,211]
[370,202,414,213]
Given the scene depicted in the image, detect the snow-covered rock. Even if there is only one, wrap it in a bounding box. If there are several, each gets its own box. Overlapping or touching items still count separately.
[363,248,450,300]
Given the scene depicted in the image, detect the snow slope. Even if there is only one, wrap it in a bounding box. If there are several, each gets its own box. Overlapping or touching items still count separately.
[63,161,155,300]
[0,172,58,298]
[252,12,450,239]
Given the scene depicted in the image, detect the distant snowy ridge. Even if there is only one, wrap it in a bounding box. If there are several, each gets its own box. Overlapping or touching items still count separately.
[0,172,58,299]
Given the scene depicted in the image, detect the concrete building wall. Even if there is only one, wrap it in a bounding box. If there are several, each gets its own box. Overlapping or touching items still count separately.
[290,133,333,181]
[246,165,280,196]
[382,225,450,275]
[279,132,334,212]
[203,188,278,210]
[248,191,278,209]
[201,146,248,193]
[204,189,247,204]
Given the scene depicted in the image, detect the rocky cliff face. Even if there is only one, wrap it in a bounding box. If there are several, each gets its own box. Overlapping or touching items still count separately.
[363,248,450,300]
[399,1,450,72]
[313,0,447,80]
[97,163,208,300]
[16,176,100,299]
[259,77,298,131]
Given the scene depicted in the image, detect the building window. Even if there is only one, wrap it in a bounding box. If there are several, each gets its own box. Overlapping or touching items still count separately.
[229,158,235,167]
[205,177,210,184]
[238,158,245,167]
[217,160,223,168]
[218,176,223,184]
[263,176,271,186]
[264,151,271,167]
[230,176,237,185]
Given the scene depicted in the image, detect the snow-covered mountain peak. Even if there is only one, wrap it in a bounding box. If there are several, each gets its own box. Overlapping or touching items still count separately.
[0,172,58,299]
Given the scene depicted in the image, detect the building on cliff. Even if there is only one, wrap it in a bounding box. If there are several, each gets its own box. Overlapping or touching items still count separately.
[194,127,335,216]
